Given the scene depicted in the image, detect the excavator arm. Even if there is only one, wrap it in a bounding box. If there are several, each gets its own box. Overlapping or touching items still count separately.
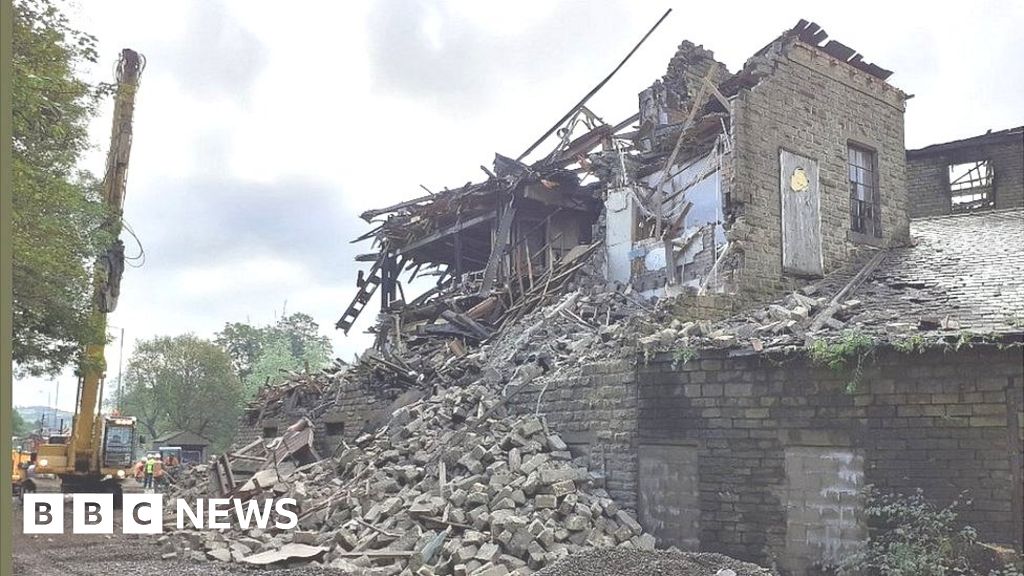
[37,49,144,489]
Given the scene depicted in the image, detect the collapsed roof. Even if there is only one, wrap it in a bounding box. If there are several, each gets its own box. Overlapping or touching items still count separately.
[644,208,1024,355]
[337,18,909,363]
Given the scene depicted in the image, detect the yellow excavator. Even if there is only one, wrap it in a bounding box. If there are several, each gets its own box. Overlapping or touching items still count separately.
[11,447,35,497]
[35,49,145,503]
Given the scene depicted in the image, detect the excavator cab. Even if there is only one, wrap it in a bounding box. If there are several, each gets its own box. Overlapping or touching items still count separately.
[101,416,137,470]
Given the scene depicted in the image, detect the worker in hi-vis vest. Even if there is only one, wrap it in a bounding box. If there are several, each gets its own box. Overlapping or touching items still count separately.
[143,455,156,490]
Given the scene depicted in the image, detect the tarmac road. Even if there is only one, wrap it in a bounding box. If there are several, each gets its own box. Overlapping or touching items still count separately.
[11,500,352,576]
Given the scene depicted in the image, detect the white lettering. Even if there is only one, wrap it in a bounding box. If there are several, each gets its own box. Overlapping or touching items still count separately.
[274,498,298,530]
[72,494,113,534]
[176,498,204,529]
[233,499,274,530]
[207,498,231,530]
[124,494,163,534]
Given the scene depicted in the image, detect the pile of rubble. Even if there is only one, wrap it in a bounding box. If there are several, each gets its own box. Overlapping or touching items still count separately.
[339,244,639,399]
[635,287,832,355]
[631,242,1016,359]
[166,383,665,576]
[535,549,773,576]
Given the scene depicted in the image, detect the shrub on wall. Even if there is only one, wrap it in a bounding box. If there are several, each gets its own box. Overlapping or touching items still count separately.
[839,487,1022,576]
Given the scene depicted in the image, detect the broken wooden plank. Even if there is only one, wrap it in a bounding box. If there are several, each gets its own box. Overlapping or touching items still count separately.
[359,193,436,221]
[398,212,495,255]
[333,550,416,559]
[466,296,500,320]
[440,309,492,340]
[808,249,888,331]
[354,517,401,538]
[479,198,517,294]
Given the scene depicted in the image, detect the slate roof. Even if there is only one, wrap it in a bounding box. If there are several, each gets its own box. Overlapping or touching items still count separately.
[675,208,1024,354]
[853,208,1024,334]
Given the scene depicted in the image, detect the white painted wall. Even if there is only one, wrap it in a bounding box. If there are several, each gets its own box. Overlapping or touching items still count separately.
[604,187,636,284]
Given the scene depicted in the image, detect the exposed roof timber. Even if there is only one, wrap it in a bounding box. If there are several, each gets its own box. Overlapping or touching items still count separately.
[907,126,1024,158]
[398,212,496,256]
[548,112,640,167]
[790,19,893,81]
[359,193,436,222]
[351,225,383,244]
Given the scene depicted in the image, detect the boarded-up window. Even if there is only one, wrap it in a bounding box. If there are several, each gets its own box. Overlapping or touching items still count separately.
[849,144,881,237]
[949,160,994,212]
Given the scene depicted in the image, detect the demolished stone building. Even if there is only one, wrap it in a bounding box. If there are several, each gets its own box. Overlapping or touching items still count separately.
[231,20,1024,576]
[334,19,909,326]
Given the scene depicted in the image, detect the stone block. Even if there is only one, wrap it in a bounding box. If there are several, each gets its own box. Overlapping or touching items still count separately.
[534,494,557,509]
[549,480,576,497]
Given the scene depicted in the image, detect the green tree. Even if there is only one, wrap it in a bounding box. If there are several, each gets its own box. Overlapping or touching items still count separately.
[215,312,333,397]
[12,409,30,436]
[214,321,266,382]
[122,335,244,453]
[245,336,298,396]
[270,313,332,363]
[12,0,114,376]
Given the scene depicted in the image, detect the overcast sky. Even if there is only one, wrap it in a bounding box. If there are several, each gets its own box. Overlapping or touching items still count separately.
[15,0,1023,411]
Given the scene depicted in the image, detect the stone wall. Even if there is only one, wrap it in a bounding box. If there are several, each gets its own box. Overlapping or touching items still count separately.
[231,344,1023,575]
[727,40,909,300]
[906,153,952,218]
[907,133,1024,217]
[236,378,393,459]
[636,345,1024,574]
[661,292,747,323]
[315,379,395,452]
[504,359,640,511]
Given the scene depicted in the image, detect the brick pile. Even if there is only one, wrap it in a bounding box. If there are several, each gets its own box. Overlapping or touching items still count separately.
[166,383,664,576]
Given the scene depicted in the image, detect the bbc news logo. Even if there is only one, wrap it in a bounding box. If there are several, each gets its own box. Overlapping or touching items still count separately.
[23,494,298,534]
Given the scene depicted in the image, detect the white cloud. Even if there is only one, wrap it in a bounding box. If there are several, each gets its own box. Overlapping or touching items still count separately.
[173,257,310,298]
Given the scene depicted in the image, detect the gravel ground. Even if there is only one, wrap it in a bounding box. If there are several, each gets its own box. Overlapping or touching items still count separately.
[14,501,773,576]
[11,502,352,576]
[534,548,774,576]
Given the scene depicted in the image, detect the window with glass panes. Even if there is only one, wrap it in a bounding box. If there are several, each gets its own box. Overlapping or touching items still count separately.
[848,145,880,237]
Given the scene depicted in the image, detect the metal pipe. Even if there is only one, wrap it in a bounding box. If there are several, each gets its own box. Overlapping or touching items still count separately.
[516,8,672,162]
